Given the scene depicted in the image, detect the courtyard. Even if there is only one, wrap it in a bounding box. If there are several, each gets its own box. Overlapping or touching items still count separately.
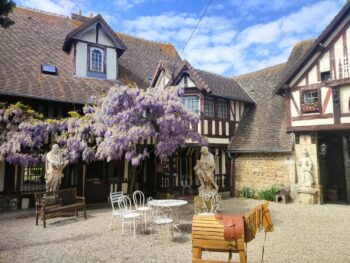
[0,198,349,263]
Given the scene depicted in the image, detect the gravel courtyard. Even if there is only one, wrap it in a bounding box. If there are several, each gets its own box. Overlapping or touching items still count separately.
[1,198,350,263]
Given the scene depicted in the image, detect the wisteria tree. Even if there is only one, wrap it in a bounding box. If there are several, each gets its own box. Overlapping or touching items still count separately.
[0,102,48,165]
[63,85,206,192]
[1,85,206,193]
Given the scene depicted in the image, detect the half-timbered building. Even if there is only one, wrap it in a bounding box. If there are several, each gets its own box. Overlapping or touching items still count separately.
[150,60,254,197]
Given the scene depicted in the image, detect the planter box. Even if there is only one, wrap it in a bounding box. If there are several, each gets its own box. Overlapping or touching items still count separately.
[301,104,319,113]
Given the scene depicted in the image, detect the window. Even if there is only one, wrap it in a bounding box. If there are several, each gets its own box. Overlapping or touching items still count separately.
[204,98,214,117]
[321,71,331,82]
[182,96,199,114]
[89,47,104,72]
[21,165,45,192]
[303,90,318,104]
[217,100,228,119]
[302,89,319,113]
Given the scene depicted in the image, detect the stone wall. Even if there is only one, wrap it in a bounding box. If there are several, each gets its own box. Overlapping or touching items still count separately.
[235,153,296,195]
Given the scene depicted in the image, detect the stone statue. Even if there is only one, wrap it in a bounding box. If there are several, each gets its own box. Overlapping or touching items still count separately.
[298,148,313,188]
[45,144,69,192]
[194,146,219,196]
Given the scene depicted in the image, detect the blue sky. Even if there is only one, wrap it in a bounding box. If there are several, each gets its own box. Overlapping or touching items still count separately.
[18,0,346,76]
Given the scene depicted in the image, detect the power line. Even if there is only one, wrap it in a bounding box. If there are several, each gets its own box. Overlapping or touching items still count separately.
[179,0,214,57]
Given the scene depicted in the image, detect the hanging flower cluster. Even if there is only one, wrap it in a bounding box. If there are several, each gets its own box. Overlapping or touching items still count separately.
[0,85,206,166]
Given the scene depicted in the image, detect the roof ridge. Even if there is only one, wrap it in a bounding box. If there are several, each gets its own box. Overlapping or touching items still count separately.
[17,6,69,19]
[116,31,175,46]
[196,68,237,82]
[233,62,286,79]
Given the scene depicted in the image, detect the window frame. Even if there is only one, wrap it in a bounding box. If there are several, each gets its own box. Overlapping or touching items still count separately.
[204,97,215,118]
[301,88,320,113]
[21,164,46,192]
[87,44,106,77]
[217,99,228,119]
[182,95,200,114]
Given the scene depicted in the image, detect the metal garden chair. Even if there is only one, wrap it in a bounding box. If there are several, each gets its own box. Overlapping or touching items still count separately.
[132,190,152,228]
[117,195,141,237]
[109,191,124,230]
[195,191,222,215]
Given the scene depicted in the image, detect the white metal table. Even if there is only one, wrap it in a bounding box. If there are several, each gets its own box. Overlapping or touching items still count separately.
[148,199,188,234]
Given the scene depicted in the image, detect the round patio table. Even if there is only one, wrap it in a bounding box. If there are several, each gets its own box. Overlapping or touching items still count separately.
[148,199,188,234]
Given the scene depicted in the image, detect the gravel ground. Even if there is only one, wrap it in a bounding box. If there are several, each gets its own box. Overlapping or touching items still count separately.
[0,198,350,263]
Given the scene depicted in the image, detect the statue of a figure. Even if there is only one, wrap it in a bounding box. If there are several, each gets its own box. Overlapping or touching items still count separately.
[45,144,69,192]
[298,148,313,187]
[194,146,219,196]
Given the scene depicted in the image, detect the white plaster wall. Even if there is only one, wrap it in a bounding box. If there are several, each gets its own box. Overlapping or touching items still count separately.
[235,103,240,121]
[215,157,220,174]
[334,36,343,79]
[99,30,114,46]
[297,78,306,87]
[106,47,117,80]
[221,151,226,174]
[292,118,334,127]
[207,137,229,144]
[230,101,235,121]
[75,42,87,77]
[291,91,300,117]
[81,29,95,42]
[0,161,4,192]
[321,87,330,114]
[340,85,350,113]
[204,120,208,134]
[308,65,318,84]
[218,121,222,135]
[341,117,350,123]
[319,51,330,72]
[212,120,215,135]
[225,122,229,136]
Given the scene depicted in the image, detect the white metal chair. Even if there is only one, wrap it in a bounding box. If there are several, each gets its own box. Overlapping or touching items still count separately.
[195,191,222,215]
[133,190,152,227]
[118,195,141,237]
[151,206,174,238]
[109,191,124,230]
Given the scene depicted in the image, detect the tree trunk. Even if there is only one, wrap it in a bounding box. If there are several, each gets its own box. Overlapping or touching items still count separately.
[128,165,142,194]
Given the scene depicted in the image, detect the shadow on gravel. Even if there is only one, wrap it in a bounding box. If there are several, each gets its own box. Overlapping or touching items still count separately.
[1,232,103,251]
[172,236,190,243]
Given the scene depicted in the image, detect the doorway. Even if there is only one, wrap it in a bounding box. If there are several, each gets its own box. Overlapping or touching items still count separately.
[85,161,108,204]
[319,133,350,203]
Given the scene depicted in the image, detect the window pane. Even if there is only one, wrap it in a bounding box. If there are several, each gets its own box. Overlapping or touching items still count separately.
[90,48,104,72]
[217,100,228,119]
[304,90,318,104]
[182,96,199,114]
[204,98,214,117]
[21,165,45,192]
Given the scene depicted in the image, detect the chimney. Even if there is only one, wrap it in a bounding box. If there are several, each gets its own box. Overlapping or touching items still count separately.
[90,12,93,18]
[71,12,93,22]
[78,9,81,16]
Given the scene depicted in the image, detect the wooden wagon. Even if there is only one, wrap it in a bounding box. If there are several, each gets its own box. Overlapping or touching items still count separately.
[192,202,273,263]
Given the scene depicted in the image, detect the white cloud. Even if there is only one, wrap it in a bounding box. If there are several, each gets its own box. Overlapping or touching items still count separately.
[114,0,148,11]
[122,0,343,76]
[19,0,77,15]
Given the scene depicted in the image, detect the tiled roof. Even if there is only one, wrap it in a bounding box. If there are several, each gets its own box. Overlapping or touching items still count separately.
[116,33,180,88]
[152,60,254,103]
[0,7,179,104]
[195,69,254,103]
[228,63,293,153]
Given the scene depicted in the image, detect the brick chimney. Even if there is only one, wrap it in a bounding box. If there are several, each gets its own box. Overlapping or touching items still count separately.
[71,10,93,22]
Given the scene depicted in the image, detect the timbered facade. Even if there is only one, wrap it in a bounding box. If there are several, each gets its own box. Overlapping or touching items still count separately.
[274,2,350,203]
[150,60,254,196]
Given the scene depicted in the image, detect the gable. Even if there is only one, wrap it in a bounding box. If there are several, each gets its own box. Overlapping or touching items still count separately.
[275,2,350,94]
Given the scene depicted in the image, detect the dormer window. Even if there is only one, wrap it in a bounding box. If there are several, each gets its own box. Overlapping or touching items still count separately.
[89,47,104,73]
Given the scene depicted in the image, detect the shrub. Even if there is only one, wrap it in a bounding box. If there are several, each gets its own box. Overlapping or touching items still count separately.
[239,186,255,199]
[258,186,279,201]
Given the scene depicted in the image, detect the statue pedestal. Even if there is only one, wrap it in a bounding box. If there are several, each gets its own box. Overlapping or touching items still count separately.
[297,186,318,204]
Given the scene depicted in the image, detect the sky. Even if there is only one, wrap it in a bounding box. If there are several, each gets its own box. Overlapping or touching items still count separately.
[17,0,346,77]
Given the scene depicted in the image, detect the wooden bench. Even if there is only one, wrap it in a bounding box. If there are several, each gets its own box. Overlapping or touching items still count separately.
[35,188,86,228]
